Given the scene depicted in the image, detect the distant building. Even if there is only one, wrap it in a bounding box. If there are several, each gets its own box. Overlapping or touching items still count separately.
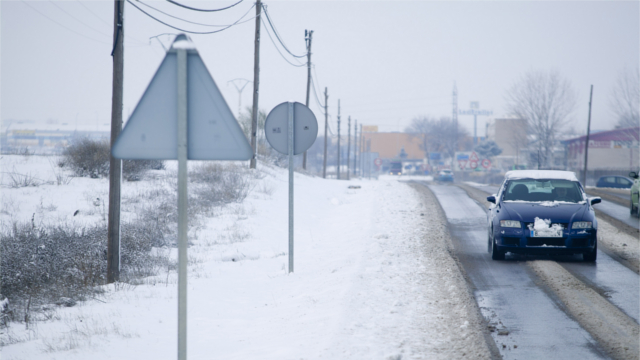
[564,127,639,171]
[1,119,110,154]
[486,118,528,169]
[359,131,425,160]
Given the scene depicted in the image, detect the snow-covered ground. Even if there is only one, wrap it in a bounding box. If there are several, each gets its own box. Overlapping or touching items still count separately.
[1,155,487,359]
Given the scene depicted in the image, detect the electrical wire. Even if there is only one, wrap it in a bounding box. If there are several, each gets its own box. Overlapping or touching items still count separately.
[261,15,305,67]
[137,0,255,28]
[75,0,147,45]
[20,1,112,45]
[310,76,326,112]
[261,4,306,58]
[127,0,255,35]
[49,1,113,38]
[166,0,243,12]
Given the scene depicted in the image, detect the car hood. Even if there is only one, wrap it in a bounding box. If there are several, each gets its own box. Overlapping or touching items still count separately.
[501,201,587,223]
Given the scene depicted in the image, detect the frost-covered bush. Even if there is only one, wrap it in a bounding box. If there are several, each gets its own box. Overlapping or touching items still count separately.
[190,163,253,212]
[63,138,111,178]
[0,221,171,326]
[63,138,163,180]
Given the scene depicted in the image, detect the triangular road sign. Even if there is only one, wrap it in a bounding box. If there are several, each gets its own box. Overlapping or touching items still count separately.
[469,151,479,162]
[113,35,252,161]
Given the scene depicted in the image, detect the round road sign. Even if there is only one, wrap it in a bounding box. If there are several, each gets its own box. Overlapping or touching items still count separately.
[481,158,491,169]
[264,102,318,155]
[374,158,382,166]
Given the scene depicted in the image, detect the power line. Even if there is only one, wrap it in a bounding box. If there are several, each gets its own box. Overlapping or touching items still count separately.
[166,0,243,12]
[127,0,254,35]
[261,4,306,58]
[20,0,112,45]
[261,15,305,67]
[75,0,110,26]
[49,1,113,38]
[75,0,147,45]
[137,0,255,28]
[310,75,325,111]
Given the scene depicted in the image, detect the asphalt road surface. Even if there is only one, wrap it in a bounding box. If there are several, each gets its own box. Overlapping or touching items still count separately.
[423,183,640,359]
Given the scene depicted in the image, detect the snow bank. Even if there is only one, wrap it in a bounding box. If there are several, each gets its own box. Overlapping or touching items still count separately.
[1,156,487,359]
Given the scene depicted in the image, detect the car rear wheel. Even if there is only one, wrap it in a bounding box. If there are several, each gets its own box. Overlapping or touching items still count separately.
[490,227,505,260]
[583,241,597,262]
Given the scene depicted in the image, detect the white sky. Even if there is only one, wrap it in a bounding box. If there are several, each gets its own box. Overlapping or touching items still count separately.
[2,1,638,136]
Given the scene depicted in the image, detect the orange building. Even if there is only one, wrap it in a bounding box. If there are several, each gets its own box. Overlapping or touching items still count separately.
[359,131,426,160]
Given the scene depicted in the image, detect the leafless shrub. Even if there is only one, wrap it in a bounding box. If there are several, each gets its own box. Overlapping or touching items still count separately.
[189,163,254,214]
[63,138,163,179]
[0,220,171,328]
[6,172,41,188]
[63,138,110,178]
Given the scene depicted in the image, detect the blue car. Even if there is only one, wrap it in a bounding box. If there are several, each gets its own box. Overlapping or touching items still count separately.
[486,170,601,261]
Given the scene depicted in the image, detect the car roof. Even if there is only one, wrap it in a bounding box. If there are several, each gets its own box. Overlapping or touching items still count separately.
[504,170,578,181]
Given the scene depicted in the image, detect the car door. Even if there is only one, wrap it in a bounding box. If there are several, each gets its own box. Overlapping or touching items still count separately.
[617,177,632,189]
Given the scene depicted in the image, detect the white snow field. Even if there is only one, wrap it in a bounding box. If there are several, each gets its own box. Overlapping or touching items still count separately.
[1,155,487,359]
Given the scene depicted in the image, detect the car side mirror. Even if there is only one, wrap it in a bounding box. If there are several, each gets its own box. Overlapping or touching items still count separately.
[590,197,601,205]
[629,171,638,179]
[487,195,496,204]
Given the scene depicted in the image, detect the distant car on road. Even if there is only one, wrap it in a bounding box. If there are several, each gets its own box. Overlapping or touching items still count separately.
[438,169,454,182]
[389,161,402,175]
[596,175,634,189]
[630,171,639,217]
[486,170,600,261]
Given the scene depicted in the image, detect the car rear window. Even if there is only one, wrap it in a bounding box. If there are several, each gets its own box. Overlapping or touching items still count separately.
[503,179,584,203]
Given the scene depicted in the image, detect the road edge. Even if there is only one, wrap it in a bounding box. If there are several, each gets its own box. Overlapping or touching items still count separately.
[407,181,500,360]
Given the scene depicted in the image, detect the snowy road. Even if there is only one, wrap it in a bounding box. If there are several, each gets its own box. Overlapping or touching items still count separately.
[425,183,608,359]
[459,182,640,324]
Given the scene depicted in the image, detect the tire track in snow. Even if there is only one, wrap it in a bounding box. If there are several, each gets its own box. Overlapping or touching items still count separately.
[457,182,640,360]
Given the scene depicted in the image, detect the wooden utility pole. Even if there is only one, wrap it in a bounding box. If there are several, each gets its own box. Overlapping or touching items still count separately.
[322,87,328,178]
[107,0,124,283]
[346,116,351,180]
[337,100,341,179]
[360,124,364,177]
[582,85,593,186]
[353,119,358,176]
[249,0,262,169]
[302,30,313,170]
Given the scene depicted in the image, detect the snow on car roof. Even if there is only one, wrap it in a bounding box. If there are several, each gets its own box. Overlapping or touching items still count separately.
[505,170,579,181]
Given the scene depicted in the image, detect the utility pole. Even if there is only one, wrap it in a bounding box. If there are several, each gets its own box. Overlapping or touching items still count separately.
[582,85,593,186]
[346,116,351,180]
[360,124,364,177]
[249,0,262,169]
[367,139,371,179]
[337,100,341,179]
[302,30,313,170]
[322,87,328,179]
[107,0,124,284]
[452,82,458,168]
[353,119,358,176]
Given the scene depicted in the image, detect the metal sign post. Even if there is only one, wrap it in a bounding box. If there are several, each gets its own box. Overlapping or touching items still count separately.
[265,102,318,273]
[176,47,188,360]
[288,102,294,273]
[459,102,493,145]
[112,34,253,360]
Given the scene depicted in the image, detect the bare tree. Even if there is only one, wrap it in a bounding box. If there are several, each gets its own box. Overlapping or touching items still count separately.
[406,116,469,160]
[505,70,577,169]
[610,66,640,129]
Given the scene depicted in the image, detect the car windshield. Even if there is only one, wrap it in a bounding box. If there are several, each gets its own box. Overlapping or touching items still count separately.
[503,179,584,203]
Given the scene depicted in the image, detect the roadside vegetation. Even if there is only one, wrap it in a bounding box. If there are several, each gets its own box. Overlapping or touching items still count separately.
[0,142,260,336]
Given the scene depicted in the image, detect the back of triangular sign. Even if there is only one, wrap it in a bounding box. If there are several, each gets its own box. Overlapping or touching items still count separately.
[113,40,252,161]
